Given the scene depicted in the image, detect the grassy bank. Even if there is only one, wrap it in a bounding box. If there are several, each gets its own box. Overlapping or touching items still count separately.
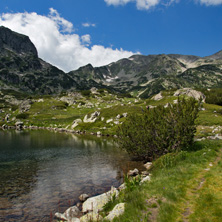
[101,139,222,222]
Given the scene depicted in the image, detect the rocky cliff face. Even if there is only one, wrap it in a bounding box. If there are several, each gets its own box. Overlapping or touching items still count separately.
[0,26,38,56]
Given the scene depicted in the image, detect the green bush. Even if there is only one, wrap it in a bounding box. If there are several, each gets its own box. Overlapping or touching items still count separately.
[116,97,199,161]
[16,113,29,119]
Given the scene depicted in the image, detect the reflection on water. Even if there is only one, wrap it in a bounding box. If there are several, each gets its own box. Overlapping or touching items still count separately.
[0,130,143,222]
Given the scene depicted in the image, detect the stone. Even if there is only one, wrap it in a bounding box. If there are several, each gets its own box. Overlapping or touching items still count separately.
[140,175,151,184]
[122,113,128,118]
[82,186,119,213]
[127,168,139,177]
[71,119,82,129]
[118,183,126,191]
[83,111,100,123]
[79,194,89,202]
[97,131,101,136]
[144,162,152,170]
[105,203,125,221]
[55,212,67,221]
[80,212,102,222]
[64,206,80,220]
[152,92,163,101]
[141,171,149,176]
[106,119,113,123]
[15,121,24,130]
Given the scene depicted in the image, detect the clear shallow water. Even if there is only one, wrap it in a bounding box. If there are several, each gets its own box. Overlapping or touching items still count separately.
[0,130,143,222]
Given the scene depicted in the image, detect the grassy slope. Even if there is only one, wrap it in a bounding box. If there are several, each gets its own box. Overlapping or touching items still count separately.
[101,140,222,222]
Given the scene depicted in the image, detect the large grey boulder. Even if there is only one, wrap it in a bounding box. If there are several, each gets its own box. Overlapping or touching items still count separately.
[173,88,206,102]
[104,203,125,221]
[82,186,119,213]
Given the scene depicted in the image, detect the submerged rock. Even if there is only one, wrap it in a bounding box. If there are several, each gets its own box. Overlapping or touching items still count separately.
[79,194,89,202]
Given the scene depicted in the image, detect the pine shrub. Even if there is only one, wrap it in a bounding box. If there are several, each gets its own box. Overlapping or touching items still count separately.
[116,97,199,161]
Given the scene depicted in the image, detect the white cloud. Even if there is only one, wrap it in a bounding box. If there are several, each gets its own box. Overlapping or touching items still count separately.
[0,9,134,72]
[199,0,222,5]
[104,0,174,10]
[82,23,96,27]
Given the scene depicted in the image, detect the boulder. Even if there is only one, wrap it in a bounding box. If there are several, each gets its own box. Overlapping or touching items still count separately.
[173,88,206,102]
[82,186,119,213]
[104,203,125,221]
[80,212,102,222]
[127,168,139,177]
[79,194,89,202]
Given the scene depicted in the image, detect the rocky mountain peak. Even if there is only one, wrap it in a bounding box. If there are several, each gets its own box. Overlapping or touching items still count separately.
[0,26,38,57]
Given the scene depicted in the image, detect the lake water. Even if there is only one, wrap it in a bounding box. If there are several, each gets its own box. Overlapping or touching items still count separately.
[0,130,143,222]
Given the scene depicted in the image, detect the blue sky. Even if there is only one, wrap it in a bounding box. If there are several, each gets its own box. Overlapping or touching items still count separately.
[0,0,222,71]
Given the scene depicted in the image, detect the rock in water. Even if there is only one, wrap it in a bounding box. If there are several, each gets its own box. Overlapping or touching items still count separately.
[79,194,89,202]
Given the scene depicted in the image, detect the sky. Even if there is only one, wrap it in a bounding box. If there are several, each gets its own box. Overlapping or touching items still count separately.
[0,0,222,72]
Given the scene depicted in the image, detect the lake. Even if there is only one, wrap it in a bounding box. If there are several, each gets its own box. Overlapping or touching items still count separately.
[0,130,143,221]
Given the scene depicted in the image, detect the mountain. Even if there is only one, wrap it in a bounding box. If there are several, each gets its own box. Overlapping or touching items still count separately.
[0,26,222,97]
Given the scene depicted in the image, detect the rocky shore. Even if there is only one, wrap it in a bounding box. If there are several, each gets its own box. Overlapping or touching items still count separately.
[54,163,152,222]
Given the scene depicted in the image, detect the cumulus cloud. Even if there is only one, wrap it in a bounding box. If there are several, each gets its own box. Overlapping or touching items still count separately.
[82,23,96,27]
[0,9,134,72]
[199,0,222,5]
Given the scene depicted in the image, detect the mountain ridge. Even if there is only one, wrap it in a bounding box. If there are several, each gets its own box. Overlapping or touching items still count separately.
[0,26,222,97]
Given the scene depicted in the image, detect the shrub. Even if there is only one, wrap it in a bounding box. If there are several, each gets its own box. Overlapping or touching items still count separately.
[116,97,199,161]
[16,113,29,119]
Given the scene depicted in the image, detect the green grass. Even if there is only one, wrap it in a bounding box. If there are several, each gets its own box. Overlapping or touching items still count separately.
[100,140,222,222]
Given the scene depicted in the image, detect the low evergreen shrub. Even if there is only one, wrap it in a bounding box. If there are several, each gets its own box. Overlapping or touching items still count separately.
[116,97,199,160]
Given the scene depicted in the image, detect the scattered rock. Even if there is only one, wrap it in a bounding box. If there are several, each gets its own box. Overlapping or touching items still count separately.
[79,194,89,202]
[152,92,163,101]
[122,113,128,118]
[106,119,113,124]
[140,175,151,184]
[105,203,125,221]
[83,111,100,123]
[144,162,152,170]
[15,121,23,130]
[71,119,82,129]
[127,168,139,177]
[118,183,126,191]
[141,171,149,176]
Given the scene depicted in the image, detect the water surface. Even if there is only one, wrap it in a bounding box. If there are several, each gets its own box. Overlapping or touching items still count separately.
[0,130,143,221]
